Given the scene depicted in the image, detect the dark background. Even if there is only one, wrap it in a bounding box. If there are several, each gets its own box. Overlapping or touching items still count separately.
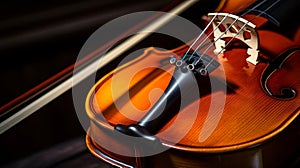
[0,0,175,167]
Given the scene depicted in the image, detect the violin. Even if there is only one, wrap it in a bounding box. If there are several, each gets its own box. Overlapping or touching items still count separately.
[84,0,300,167]
[0,0,299,167]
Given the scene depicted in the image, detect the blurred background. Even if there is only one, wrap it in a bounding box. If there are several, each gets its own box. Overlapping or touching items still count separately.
[0,0,174,167]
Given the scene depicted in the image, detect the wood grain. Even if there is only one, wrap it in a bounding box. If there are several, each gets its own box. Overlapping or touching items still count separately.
[87,30,300,153]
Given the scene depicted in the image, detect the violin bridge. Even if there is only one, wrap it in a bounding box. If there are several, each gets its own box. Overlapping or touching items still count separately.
[207,13,259,65]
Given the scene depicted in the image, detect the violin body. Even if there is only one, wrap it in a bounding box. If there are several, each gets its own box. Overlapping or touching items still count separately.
[85,0,300,167]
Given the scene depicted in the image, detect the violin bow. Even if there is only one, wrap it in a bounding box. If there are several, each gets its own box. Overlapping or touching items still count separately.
[0,0,198,134]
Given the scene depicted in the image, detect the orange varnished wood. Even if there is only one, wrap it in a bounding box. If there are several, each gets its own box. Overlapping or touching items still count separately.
[217,0,257,13]
[87,26,300,154]
[85,0,300,167]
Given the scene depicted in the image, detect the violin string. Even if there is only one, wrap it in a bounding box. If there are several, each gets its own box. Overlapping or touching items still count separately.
[181,2,256,61]
[193,15,242,64]
[181,14,217,60]
[204,0,280,69]
[183,0,268,63]
[187,13,231,61]
[193,0,269,65]
[183,12,240,61]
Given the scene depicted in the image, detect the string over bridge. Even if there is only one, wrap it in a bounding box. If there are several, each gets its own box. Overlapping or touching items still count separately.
[208,13,259,65]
